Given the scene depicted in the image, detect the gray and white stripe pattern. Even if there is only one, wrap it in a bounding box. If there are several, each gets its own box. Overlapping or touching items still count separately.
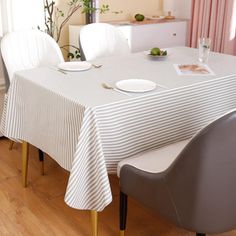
[3,76,85,170]
[2,71,236,211]
[65,74,236,211]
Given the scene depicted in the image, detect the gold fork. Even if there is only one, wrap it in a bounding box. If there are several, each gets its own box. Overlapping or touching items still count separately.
[92,64,103,68]
[50,66,67,74]
[57,69,67,74]
[101,83,132,97]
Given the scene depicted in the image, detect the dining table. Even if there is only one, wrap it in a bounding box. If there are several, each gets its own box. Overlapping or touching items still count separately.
[1,46,236,234]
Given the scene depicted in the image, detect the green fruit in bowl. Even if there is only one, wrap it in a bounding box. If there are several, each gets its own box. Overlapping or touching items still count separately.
[150,47,161,56]
[162,50,167,56]
[135,14,145,21]
[150,47,168,56]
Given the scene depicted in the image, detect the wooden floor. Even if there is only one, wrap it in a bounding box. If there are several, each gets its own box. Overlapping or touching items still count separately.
[0,137,235,236]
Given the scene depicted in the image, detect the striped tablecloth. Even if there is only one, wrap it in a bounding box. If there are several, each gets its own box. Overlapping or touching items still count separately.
[2,47,236,211]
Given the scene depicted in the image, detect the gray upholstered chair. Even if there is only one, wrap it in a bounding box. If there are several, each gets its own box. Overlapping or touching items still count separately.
[118,110,236,236]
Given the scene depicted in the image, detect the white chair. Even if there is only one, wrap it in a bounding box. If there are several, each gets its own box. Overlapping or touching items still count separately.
[79,23,130,61]
[1,30,64,180]
[1,29,64,82]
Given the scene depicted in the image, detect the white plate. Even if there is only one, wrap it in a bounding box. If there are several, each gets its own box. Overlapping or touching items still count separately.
[146,15,165,20]
[57,61,92,71]
[116,79,156,93]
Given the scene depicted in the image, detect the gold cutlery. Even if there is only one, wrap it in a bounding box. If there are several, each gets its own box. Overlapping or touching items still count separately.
[50,67,67,74]
[156,83,168,89]
[92,64,103,68]
[57,69,67,74]
[102,83,132,97]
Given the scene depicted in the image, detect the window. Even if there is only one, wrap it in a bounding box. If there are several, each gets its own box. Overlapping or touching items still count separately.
[0,0,44,35]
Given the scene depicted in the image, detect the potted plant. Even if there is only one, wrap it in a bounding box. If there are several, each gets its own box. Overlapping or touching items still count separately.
[43,0,109,59]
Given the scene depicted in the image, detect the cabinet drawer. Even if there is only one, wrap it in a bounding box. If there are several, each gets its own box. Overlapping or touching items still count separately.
[118,21,187,52]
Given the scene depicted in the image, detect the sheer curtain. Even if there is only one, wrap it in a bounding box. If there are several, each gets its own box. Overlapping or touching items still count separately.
[189,0,236,55]
[0,0,44,36]
[0,1,2,37]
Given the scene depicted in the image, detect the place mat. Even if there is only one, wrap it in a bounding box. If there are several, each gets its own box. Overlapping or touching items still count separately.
[174,64,215,76]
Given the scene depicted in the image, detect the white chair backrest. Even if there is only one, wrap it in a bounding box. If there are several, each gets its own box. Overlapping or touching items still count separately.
[79,23,130,61]
[1,30,64,81]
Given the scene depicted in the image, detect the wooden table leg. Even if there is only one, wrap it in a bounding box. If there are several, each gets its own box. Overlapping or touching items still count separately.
[9,140,14,150]
[22,141,29,187]
[91,210,98,236]
[120,230,125,236]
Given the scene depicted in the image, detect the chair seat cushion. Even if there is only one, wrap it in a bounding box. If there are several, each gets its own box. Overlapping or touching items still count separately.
[117,139,190,177]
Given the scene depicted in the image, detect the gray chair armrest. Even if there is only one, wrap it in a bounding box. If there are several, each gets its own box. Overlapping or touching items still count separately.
[120,165,180,225]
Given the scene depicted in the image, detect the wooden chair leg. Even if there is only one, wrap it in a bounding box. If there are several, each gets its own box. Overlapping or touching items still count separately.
[22,141,29,187]
[9,140,14,150]
[91,210,98,236]
[38,149,45,175]
[120,191,128,236]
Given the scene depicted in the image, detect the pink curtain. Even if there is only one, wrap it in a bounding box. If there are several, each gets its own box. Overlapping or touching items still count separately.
[189,0,236,55]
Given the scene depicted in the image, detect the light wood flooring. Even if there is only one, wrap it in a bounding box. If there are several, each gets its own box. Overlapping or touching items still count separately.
[0,137,235,236]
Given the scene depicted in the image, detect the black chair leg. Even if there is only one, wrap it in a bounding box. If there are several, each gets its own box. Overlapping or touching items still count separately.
[196,233,206,236]
[38,149,44,162]
[38,149,45,175]
[120,191,128,236]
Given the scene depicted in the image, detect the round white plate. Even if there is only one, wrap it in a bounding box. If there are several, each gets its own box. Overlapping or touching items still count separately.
[57,61,92,71]
[116,79,156,93]
[146,15,165,20]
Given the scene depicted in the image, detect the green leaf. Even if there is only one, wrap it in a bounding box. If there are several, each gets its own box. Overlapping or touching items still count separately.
[68,52,74,59]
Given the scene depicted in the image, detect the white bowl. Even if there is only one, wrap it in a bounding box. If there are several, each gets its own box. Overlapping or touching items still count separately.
[144,50,168,60]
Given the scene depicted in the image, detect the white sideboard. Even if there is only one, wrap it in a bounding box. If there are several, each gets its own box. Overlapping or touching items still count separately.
[69,19,188,56]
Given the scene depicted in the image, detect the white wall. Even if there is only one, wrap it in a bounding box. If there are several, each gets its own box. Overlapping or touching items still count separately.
[99,0,163,22]
[163,0,192,19]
